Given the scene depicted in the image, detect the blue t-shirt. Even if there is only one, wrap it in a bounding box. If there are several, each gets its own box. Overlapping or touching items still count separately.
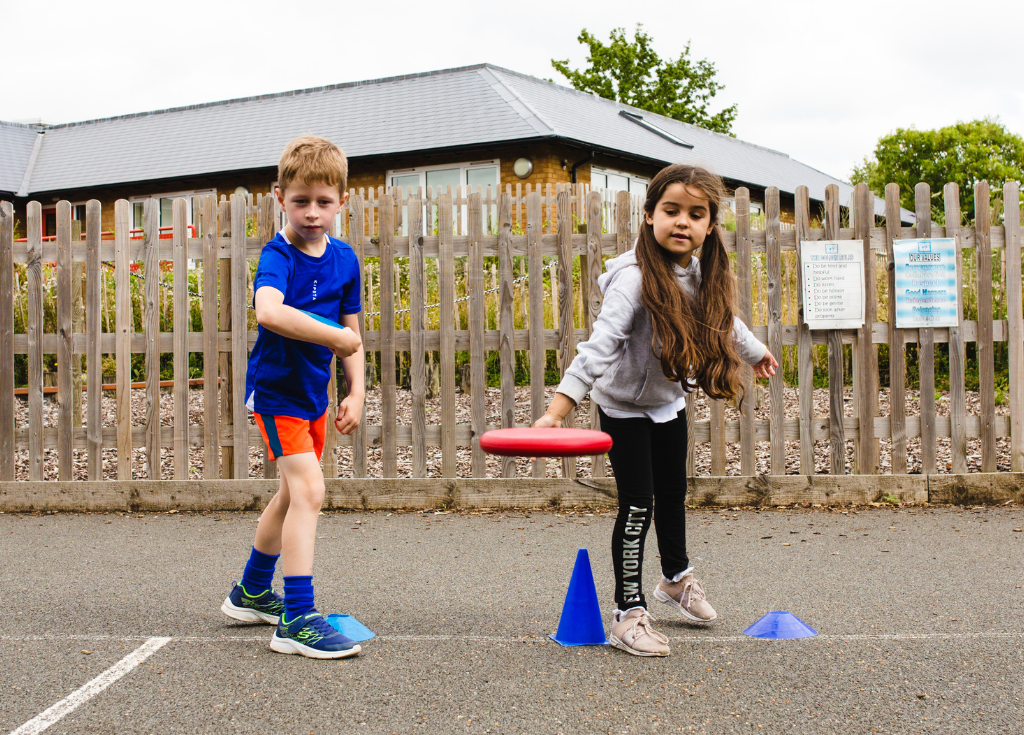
[245,232,361,419]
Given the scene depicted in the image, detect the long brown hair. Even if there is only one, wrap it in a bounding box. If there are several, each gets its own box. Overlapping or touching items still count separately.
[636,164,743,400]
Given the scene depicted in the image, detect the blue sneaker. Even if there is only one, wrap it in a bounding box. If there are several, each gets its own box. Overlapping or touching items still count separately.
[221,581,285,625]
[270,610,361,659]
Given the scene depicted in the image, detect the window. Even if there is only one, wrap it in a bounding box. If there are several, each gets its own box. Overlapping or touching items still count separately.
[618,110,693,148]
[387,161,500,234]
[129,189,214,234]
[591,166,649,201]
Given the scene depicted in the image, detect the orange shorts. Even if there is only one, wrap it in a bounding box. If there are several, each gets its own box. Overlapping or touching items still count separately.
[254,411,328,461]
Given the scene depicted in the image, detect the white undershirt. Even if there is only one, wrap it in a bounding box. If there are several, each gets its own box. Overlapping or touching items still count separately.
[600,394,687,423]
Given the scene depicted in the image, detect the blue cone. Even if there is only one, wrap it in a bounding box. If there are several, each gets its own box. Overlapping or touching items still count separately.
[325,614,376,642]
[743,611,817,639]
[549,549,609,646]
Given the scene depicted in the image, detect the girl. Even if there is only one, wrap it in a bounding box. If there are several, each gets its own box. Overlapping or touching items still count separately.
[534,165,777,657]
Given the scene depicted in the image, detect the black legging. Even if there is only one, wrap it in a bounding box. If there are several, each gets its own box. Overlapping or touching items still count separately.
[600,406,689,610]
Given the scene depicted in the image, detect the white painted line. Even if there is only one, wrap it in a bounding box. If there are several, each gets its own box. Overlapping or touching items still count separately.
[7,637,171,735]
[0,631,1021,647]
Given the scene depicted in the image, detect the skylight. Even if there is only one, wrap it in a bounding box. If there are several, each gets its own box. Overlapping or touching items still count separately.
[618,110,693,149]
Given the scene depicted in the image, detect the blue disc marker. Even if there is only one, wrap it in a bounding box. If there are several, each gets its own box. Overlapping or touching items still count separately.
[743,611,817,639]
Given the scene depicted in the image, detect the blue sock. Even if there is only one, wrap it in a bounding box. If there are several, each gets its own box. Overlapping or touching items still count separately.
[283,576,315,621]
[239,547,278,596]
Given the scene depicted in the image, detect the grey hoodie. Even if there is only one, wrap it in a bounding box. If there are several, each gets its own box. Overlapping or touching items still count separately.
[557,249,766,413]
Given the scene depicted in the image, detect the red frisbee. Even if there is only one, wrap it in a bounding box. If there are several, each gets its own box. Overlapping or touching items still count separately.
[478,428,613,457]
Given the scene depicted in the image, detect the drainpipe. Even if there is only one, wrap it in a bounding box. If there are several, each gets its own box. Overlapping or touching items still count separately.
[570,150,596,184]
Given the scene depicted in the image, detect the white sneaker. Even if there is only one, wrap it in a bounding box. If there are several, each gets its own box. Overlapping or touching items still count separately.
[609,607,670,657]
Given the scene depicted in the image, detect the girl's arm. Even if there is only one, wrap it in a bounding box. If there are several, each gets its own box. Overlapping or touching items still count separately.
[731,315,777,378]
[254,286,361,358]
[554,272,639,406]
[534,393,576,428]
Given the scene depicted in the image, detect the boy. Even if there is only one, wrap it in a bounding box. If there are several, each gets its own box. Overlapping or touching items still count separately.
[221,136,365,659]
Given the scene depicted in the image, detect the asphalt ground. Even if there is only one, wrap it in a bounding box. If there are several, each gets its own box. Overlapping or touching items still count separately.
[2,504,1023,735]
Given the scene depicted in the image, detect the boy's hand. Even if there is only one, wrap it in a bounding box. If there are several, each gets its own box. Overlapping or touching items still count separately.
[331,327,362,359]
[752,349,778,379]
[335,393,364,435]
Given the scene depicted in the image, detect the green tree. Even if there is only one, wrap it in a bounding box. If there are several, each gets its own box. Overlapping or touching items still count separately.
[851,118,1024,217]
[551,25,737,135]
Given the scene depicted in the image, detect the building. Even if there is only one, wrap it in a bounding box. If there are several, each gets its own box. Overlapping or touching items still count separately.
[0,63,907,235]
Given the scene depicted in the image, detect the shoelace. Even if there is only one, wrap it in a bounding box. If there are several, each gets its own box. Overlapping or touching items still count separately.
[624,612,668,644]
[306,614,338,637]
[684,578,707,603]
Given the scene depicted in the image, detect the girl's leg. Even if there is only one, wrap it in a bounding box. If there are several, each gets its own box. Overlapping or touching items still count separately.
[649,409,690,578]
[600,409,655,611]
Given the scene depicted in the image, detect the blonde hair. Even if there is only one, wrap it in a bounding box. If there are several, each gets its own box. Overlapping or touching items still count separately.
[277,135,348,196]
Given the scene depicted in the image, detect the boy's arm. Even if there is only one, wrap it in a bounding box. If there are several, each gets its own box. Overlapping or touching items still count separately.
[254,286,361,358]
[334,312,365,435]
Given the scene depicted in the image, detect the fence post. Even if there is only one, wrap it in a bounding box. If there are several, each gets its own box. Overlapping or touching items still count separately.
[172,198,189,479]
[854,183,879,474]
[586,189,606,477]
[217,198,233,478]
[498,189,516,478]
[468,191,486,477]
[917,183,936,475]
[27,202,44,481]
[409,190,427,479]
[378,191,397,478]
[114,200,132,479]
[765,187,785,474]
[55,202,74,481]
[793,187,815,474]
[735,188,756,475]
[72,220,84,431]
[940,182,967,475]
[824,184,845,474]
[975,181,996,472]
[556,187,576,479]
[1003,182,1024,471]
[201,196,219,479]
[438,190,457,478]
[347,194,367,478]
[884,185,907,474]
[0,201,14,481]
[142,199,161,480]
[86,202,102,480]
[527,190,545,478]
[230,195,249,479]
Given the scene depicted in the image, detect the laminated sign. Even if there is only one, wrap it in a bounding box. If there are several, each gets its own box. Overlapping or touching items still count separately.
[893,238,958,328]
[800,240,865,330]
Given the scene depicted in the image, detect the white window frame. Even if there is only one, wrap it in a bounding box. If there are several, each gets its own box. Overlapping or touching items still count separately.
[387,160,501,235]
[590,166,649,196]
[129,189,215,232]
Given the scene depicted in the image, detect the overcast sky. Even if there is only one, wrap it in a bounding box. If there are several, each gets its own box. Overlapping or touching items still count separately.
[4,0,1021,183]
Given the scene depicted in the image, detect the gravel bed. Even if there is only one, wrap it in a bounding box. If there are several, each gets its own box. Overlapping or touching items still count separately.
[12,381,1012,481]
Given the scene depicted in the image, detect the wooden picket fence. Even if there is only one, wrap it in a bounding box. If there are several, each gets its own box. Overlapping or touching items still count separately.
[0,179,1022,510]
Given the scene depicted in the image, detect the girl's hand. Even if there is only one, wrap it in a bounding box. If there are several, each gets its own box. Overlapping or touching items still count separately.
[752,349,778,379]
[532,412,562,429]
[334,393,364,435]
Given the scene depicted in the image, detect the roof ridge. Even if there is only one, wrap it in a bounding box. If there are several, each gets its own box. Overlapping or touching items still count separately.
[35,64,499,132]
[477,68,555,137]
[486,65,795,159]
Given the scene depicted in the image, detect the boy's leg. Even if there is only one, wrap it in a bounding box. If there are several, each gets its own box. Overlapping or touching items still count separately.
[252,473,291,556]
[222,473,290,624]
[276,451,325,578]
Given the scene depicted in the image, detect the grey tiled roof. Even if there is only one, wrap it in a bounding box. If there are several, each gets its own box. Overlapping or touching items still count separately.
[0,122,40,194]
[5,63,905,218]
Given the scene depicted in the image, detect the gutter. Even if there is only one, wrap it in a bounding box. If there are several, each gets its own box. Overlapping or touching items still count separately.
[570,150,597,183]
[16,131,44,197]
